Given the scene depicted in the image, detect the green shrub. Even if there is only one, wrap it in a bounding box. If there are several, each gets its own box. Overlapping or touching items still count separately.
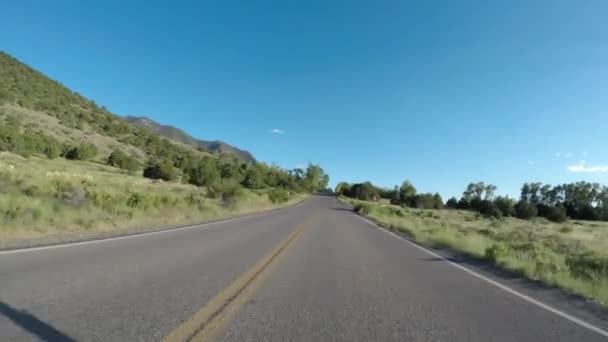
[268,188,290,204]
[107,149,139,172]
[208,181,244,207]
[43,143,61,159]
[62,143,97,161]
[354,203,372,215]
[545,206,568,223]
[494,196,515,216]
[143,162,177,181]
[515,200,538,220]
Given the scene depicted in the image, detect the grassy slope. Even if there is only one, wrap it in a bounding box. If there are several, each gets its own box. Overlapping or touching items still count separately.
[340,197,608,306]
[0,152,305,247]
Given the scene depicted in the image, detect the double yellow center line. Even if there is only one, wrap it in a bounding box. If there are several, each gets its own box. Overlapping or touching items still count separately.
[163,218,311,342]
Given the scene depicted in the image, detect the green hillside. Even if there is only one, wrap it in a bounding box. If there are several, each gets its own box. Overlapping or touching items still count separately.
[0,51,249,162]
[0,51,329,246]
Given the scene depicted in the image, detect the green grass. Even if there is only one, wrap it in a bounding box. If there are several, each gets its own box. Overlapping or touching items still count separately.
[341,197,608,306]
[0,152,306,245]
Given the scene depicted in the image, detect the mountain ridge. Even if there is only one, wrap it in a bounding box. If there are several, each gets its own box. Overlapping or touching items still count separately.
[124,115,255,162]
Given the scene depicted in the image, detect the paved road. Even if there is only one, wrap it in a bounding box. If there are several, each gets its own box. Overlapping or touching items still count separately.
[1,196,607,341]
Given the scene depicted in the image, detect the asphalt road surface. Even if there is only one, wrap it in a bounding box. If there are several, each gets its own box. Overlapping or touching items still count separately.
[1,196,607,341]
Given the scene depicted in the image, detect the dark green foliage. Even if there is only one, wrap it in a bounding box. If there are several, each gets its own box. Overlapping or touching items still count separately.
[410,193,443,209]
[520,181,608,221]
[545,206,567,223]
[446,197,459,209]
[242,165,266,189]
[185,157,220,187]
[268,188,290,204]
[107,149,138,172]
[457,197,471,210]
[399,181,417,205]
[348,182,380,201]
[515,201,538,219]
[494,196,515,217]
[334,182,351,197]
[470,198,501,218]
[143,162,178,181]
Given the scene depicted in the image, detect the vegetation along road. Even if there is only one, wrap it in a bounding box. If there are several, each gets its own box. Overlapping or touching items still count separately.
[1,196,607,341]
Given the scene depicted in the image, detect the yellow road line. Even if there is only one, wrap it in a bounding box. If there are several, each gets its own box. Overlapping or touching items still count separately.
[163,219,311,342]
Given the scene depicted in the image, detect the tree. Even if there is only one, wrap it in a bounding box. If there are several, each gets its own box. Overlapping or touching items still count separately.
[484,184,497,201]
[304,163,330,192]
[335,182,351,196]
[433,193,443,209]
[242,165,266,189]
[446,197,459,209]
[399,181,417,206]
[186,157,219,187]
[350,182,380,201]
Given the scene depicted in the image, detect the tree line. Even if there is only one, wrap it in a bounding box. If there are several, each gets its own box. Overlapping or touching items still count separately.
[335,181,443,209]
[337,179,608,223]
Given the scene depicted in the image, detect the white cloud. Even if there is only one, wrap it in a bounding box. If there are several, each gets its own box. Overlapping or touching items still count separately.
[269,128,285,134]
[528,161,535,165]
[555,152,561,158]
[567,163,608,173]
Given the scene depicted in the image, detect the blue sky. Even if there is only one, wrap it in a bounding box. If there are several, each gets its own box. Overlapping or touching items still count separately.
[2,1,607,198]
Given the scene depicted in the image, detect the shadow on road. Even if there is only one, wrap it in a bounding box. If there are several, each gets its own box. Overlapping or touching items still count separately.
[0,302,76,342]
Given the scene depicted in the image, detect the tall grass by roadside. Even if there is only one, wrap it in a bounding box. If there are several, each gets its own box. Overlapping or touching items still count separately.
[0,152,305,243]
[342,197,608,306]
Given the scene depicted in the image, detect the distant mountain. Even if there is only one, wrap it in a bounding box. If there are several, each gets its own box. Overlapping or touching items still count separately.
[124,116,255,162]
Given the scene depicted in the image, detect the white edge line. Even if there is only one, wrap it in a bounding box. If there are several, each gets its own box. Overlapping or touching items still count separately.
[0,208,282,255]
[355,215,608,338]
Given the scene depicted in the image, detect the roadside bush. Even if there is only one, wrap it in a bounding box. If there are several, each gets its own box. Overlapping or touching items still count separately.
[208,181,244,207]
[354,203,372,215]
[515,201,538,220]
[143,162,177,181]
[268,188,290,204]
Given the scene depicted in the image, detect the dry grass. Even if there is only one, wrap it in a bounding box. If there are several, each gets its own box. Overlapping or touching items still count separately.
[341,197,608,306]
[0,152,305,245]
